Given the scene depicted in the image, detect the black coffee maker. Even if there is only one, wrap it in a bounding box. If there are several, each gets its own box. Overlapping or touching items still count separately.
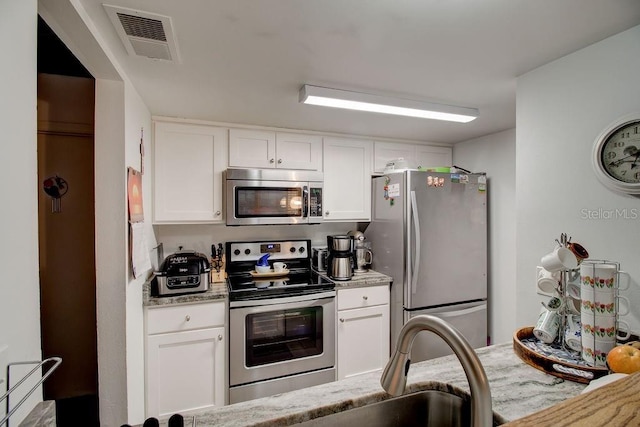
[326,235,355,280]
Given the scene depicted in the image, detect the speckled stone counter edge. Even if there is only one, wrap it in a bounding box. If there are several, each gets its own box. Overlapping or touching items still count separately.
[18,401,55,427]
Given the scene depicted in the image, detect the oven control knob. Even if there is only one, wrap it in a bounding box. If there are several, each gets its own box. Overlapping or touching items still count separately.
[289,247,296,253]
[298,247,305,253]
[234,249,240,256]
[244,249,251,255]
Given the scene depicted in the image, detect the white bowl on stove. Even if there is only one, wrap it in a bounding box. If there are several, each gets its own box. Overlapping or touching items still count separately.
[255,265,271,273]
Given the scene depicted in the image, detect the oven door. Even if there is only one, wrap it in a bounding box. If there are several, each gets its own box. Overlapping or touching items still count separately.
[229,293,336,387]
[226,179,309,225]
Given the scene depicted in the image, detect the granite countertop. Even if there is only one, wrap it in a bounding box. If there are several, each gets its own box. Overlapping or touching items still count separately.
[329,270,392,288]
[143,278,228,307]
[138,342,586,427]
[143,270,391,307]
[18,401,56,427]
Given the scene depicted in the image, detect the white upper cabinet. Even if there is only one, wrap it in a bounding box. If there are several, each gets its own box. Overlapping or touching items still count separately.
[276,132,322,170]
[373,142,417,173]
[414,145,452,170]
[373,141,452,173]
[153,121,228,223]
[323,137,372,221]
[229,129,322,170]
[228,129,276,169]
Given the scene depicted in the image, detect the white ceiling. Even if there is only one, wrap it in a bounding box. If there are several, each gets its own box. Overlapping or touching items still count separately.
[76,0,640,144]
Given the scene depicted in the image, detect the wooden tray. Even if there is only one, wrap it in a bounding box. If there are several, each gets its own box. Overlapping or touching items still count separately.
[249,269,289,278]
[513,326,608,384]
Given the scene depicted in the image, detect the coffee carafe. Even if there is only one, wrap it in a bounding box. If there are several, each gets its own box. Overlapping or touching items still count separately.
[326,235,355,281]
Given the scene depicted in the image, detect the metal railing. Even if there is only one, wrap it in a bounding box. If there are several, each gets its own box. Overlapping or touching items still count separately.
[0,357,62,427]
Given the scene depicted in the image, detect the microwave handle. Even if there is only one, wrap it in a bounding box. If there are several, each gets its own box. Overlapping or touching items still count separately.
[303,185,309,218]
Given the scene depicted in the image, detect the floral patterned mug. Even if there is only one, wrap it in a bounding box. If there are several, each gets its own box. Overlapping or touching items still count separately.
[564,314,582,352]
[580,313,630,341]
[580,263,630,291]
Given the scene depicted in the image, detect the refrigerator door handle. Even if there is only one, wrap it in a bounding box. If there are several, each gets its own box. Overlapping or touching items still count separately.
[432,303,486,319]
[410,190,421,295]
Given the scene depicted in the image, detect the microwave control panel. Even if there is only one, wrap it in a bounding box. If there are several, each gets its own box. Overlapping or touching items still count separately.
[309,187,323,220]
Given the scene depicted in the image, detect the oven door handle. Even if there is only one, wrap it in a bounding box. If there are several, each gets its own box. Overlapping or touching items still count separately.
[303,185,309,219]
[229,291,336,308]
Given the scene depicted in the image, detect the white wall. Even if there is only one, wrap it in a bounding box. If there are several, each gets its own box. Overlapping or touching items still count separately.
[94,79,128,426]
[124,85,154,425]
[454,129,516,344]
[92,73,153,427]
[87,29,154,427]
[516,25,640,334]
[0,1,43,424]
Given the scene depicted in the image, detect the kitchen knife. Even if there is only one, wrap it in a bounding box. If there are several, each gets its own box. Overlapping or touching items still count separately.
[211,243,219,272]
[217,243,224,272]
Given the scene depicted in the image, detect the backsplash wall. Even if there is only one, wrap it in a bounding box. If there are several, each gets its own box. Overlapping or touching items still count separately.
[154,222,360,266]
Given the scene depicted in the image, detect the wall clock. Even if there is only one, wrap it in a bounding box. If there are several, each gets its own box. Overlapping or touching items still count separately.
[592,113,640,196]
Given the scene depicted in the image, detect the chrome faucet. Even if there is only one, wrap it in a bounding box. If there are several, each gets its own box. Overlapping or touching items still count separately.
[380,315,493,427]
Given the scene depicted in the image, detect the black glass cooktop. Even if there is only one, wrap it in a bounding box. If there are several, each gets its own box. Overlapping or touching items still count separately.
[227,269,334,301]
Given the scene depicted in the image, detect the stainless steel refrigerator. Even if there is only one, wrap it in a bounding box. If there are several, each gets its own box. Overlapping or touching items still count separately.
[365,170,488,362]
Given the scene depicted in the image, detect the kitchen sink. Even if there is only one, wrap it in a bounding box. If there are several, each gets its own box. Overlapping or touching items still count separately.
[296,388,503,427]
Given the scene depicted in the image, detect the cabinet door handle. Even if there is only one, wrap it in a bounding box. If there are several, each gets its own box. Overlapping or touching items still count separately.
[339,318,345,323]
[215,210,221,216]
[185,315,191,322]
[218,334,223,341]
[362,295,368,300]
[277,159,282,164]
[325,211,330,216]
[269,158,275,164]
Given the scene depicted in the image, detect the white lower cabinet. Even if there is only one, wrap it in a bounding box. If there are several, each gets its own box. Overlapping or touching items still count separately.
[145,301,227,417]
[336,285,390,380]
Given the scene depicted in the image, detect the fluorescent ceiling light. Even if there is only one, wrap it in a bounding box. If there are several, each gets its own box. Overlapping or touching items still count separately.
[299,85,478,123]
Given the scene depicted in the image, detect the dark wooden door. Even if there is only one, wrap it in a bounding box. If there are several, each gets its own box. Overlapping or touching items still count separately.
[37,73,97,401]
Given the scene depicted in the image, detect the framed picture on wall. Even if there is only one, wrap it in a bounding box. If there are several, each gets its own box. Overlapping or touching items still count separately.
[127,167,144,223]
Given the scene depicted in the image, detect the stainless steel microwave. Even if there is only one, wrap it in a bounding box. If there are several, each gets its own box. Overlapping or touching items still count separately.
[224,168,323,225]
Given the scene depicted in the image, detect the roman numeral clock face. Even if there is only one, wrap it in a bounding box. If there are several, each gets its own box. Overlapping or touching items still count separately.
[593,115,640,196]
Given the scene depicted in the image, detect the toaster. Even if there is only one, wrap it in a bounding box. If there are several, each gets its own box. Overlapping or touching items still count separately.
[153,250,211,296]
[311,247,328,272]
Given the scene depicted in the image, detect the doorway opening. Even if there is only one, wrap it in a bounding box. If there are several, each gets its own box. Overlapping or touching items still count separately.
[37,16,99,427]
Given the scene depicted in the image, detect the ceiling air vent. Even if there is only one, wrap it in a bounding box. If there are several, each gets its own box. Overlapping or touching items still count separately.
[103,4,180,62]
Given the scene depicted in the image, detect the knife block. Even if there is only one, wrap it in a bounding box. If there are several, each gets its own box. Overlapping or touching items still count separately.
[211,270,226,283]
[211,254,226,283]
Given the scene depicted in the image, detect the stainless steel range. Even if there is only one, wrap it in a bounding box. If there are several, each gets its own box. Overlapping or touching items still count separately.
[226,239,336,404]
